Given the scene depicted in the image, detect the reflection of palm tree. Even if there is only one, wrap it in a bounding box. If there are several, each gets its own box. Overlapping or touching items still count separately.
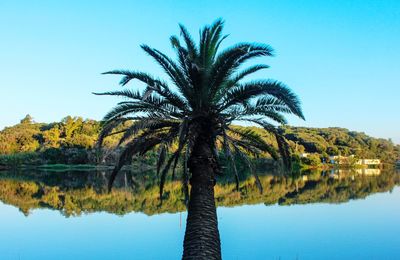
[1,169,399,216]
[95,19,304,259]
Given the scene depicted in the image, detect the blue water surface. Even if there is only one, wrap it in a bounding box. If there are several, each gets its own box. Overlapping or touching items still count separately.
[1,186,399,260]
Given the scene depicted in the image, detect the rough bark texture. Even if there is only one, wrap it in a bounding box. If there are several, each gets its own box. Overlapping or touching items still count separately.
[182,130,222,260]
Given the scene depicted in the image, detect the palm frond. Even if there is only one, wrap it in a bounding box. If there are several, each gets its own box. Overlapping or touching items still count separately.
[98,19,304,200]
[157,144,167,176]
[227,127,279,160]
[178,23,198,59]
[96,117,133,147]
[182,146,190,206]
[231,64,269,84]
[107,132,165,191]
[209,43,274,97]
[241,118,292,170]
[141,45,193,100]
[158,152,176,201]
[219,80,304,120]
[222,129,239,191]
[230,141,263,193]
[93,89,142,100]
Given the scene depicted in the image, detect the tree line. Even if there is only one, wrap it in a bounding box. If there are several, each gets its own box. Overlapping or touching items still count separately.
[0,115,399,167]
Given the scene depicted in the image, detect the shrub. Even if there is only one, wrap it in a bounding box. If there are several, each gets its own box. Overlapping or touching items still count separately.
[0,152,41,167]
[301,154,321,166]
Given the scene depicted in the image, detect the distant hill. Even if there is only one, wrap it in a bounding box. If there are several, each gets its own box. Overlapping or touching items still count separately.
[0,115,399,165]
[281,126,400,164]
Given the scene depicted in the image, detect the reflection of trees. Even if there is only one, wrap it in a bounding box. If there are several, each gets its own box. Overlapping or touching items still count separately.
[0,169,399,217]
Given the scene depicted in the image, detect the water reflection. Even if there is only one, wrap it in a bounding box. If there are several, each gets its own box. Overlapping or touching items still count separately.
[0,168,399,217]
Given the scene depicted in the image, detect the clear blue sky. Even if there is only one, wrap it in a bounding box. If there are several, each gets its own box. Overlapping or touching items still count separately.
[1,0,399,143]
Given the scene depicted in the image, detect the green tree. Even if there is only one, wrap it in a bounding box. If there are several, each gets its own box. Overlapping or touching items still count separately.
[0,115,41,154]
[301,153,321,166]
[96,20,304,259]
[42,126,61,148]
[20,114,33,124]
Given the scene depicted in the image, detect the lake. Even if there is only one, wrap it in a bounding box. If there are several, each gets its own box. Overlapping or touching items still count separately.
[0,168,399,259]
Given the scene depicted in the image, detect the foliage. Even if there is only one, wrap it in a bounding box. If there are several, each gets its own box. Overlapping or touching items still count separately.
[0,115,124,166]
[300,154,321,166]
[282,127,400,164]
[0,116,42,154]
[95,19,305,195]
[0,153,41,167]
[0,116,399,168]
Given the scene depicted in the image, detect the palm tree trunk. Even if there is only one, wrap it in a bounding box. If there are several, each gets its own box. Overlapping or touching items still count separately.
[182,140,221,260]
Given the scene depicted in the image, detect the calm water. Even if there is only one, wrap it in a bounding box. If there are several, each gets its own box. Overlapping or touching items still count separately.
[0,168,399,260]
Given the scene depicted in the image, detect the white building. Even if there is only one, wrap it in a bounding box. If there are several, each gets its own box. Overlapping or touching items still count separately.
[329,155,381,165]
[355,159,381,165]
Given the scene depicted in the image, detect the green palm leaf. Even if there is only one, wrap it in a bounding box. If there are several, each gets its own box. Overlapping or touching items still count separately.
[95,19,304,198]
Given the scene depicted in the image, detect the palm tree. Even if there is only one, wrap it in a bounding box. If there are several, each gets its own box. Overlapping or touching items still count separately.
[94,19,304,260]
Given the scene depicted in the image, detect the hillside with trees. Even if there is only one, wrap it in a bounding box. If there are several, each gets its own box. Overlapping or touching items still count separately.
[0,115,399,167]
[281,126,400,165]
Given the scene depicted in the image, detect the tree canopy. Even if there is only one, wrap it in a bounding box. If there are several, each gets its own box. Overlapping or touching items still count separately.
[95,19,305,195]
